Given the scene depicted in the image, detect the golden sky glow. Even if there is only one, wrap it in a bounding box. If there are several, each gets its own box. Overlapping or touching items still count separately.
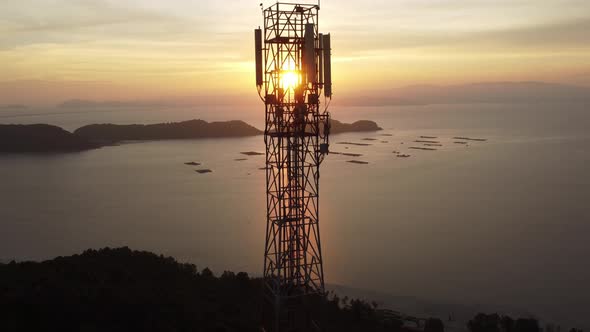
[1,0,590,105]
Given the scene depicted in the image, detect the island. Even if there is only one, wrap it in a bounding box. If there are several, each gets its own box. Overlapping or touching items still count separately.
[74,119,263,142]
[0,124,99,153]
[0,119,384,153]
[330,119,382,133]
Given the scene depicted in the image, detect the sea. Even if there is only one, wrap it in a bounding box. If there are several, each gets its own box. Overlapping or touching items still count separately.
[1,102,589,329]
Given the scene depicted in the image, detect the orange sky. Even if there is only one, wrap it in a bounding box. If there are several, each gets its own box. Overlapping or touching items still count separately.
[1,0,589,105]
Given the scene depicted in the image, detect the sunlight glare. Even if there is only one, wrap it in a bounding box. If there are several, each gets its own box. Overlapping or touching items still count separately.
[281,71,299,90]
[280,58,300,90]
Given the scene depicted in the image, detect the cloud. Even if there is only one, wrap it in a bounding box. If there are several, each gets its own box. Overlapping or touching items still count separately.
[476,17,590,48]
[334,17,590,59]
[1,0,588,99]
[0,0,196,49]
[336,81,590,106]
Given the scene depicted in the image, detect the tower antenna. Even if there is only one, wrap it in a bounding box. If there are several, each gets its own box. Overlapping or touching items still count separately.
[254,2,333,331]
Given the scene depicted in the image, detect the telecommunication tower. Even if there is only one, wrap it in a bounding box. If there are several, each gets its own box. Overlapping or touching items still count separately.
[254,1,333,331]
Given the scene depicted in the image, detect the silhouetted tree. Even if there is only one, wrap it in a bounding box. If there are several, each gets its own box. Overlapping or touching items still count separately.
[342,296,350,308]
[469,314,542,332]
[545,324,554,332]
[514,318,540,332]
[469,313,501,332]
[236,272,249,283]
[425,318,445,332]
[330,292,341,310]
[201,267,214,278]
[384,317,404,332]
[349,298,376,321]
[501,315,515,332]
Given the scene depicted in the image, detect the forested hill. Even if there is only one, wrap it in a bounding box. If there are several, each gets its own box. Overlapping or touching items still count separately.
[0,248,390,331]
[0,124,99,153]
[0,247,563,332]
[73,119,382,141]
[0,119,382,153]
[74,119,263,141]
[330,119,382,133]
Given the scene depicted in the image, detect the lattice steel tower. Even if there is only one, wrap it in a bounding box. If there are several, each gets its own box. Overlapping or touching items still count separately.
[254,1,333,331]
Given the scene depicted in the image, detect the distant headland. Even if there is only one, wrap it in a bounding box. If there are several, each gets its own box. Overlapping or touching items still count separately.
[330,119,382,133]
[0,124,100,153]
[74,119,263,142]
[0,119,381,153]
[0,104,28,110]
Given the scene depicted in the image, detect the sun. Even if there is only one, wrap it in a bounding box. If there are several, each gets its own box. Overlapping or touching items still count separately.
[279,58,300,90]
[281,71,299,90]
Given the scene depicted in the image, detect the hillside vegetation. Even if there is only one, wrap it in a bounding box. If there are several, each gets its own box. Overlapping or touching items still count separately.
[0,248,392,332]
[0,248,564,332]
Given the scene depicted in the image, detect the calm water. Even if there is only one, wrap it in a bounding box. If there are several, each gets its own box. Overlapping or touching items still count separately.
[1,103,589,328]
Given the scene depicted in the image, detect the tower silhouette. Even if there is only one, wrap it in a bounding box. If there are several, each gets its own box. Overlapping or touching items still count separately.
[255,2,333,331]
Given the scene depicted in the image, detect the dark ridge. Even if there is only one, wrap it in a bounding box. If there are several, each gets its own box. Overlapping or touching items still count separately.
[347,160,369,165]
[415,140,440,144]
[196,169,213,174]
[73,119,382,143]
[0,124,100,153]
[74,119,263,142]
[185,161,201,166]
[1,119,383,154]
